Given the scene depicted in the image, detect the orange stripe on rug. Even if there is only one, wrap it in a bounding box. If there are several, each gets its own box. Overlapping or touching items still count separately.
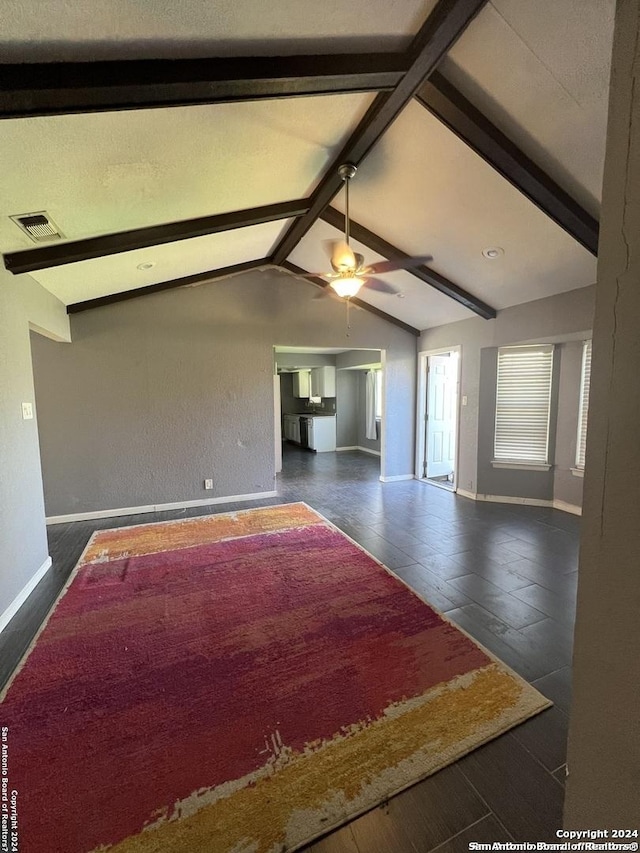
[80,501,321,564]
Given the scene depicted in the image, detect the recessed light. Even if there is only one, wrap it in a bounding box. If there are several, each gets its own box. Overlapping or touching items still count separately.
[397,292,406,299]
[137,261,155,270]
[482,247,504,259]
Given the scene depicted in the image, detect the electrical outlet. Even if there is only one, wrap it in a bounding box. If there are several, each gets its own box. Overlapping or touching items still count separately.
[22,402,34,420]
[462,396,468,406]
[204,479,213,490]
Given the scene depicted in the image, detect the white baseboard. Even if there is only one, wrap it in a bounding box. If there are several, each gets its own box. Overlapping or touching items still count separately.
[46,491,279,525]
[336,446,381,457]
[455,487,477,500]
[454,489,582,516]
[0,556,52,634]
[478,494,554,508]
[552,499,582,516]
[379,474,415,482]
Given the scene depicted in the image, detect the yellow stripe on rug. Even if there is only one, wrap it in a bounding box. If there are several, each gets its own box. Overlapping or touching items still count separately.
[98,664,547,853]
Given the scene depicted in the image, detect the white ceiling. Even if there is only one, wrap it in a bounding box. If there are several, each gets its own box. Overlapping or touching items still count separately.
[1,0,614,329]
[331,99,597,314]
[1,0,438,61]
[0,93,374,251]
[29,220,289,305]
[443,0,615,217]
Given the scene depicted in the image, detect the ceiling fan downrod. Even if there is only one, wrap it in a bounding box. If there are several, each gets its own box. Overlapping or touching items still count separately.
[338,163,357,246]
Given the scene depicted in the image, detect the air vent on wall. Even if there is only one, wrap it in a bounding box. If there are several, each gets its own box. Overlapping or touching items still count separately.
[10,211,64,243]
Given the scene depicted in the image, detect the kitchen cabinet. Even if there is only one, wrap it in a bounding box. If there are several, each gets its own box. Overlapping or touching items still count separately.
[306,416,336,452]
[310,366,336,398]
[292,370,311,398]
[283,414,301,444]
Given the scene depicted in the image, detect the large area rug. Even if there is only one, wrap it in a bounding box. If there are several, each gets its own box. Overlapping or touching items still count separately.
[1,503,550,853]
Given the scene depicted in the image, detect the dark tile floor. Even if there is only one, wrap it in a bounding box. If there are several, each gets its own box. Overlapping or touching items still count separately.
[1,445,578,850]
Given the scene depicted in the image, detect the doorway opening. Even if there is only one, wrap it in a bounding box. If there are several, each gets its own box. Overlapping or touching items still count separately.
[273,346,384,481]
[416,348,461,492]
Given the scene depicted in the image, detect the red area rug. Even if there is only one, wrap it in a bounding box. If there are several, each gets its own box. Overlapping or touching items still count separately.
[0,503,550,852]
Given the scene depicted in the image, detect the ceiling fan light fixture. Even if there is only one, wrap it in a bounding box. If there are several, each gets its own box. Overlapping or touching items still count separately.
[330,276,364,299]
[331,239,357,271]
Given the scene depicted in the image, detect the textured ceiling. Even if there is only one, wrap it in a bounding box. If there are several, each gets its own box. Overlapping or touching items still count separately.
[1,0,614,331]
[1,0,438,61]
[0,93,374,251]
[332,99,597,312]
[443,0,615,217]
[30,220,288,305]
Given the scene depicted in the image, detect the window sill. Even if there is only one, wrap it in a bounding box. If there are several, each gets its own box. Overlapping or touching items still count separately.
[570,467,585,478]
[491,460,553,472]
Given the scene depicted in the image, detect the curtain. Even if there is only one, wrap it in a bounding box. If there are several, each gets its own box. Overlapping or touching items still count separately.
[365,370,378,440]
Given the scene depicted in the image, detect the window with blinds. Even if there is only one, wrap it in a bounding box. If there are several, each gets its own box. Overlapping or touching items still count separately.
[494,345,554,465]
[576,340,592,469]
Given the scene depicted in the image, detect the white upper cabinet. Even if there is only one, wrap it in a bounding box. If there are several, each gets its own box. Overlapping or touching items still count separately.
[310,366,336,398]
[292,370,311,398]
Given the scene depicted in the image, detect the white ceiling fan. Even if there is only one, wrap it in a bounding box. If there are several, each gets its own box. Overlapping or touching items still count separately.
[304,163,433,300]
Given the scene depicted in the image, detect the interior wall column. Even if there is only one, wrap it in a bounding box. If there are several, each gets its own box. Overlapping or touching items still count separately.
[564,0,640,825]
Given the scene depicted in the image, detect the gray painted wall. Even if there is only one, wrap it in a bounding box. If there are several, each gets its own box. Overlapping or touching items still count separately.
[279,372,297,415]
[31,268,416,516]
[334,369,382,453]
[336,370,358,447]
[356,372,381,453]
[0,269,69,620]
[336,350,383,451]
[419,286,595,498]
[335,350,381,369]
[565,0,640,824]
[275,353,336,370]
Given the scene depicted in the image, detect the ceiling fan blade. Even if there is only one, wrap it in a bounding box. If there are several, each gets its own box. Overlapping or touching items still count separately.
[366,255,433,275]
[363,277,400,294]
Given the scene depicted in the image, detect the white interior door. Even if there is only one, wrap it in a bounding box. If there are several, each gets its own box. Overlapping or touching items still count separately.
[425,354,458,479]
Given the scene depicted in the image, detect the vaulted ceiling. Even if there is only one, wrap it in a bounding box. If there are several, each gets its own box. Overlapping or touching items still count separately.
[0,0,615,334]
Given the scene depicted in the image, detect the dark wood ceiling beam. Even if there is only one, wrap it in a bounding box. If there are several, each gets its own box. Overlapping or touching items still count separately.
[67,259,267,313]
[3,198,308,275]
[281,260,420,336]
[0,54,408,119]
[271,0,489,265]
[416,71,599,255]
[321,207,496,319]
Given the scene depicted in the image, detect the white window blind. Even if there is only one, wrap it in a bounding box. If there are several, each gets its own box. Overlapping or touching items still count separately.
[494,345,554,464]
[576,340,592,469]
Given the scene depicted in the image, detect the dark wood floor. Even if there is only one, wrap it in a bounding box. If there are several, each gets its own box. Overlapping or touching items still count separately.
[1,445,578,849]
